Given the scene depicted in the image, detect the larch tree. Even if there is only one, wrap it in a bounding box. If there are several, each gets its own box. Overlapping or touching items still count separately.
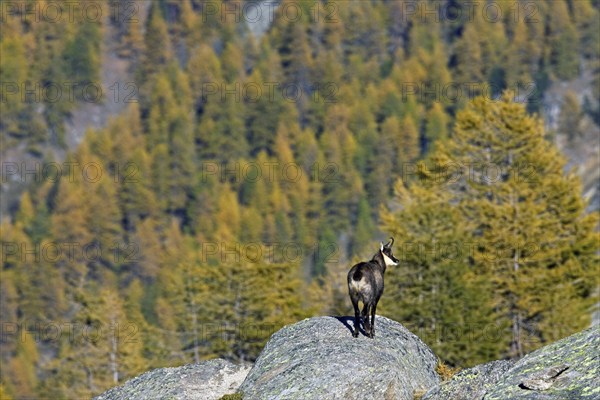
[139,3,172,83]
[0,35,28,140]
[321,104,365,230]
[62,21,101,87]
[571,0,599,60]
[557,91,584,143]
[424,103,449,150]
[436,93,598,357]
[452,23,484,93]
[380,179,502,366]
[505,18,533,86]
[399,115,421,163]
[546,0,580,80]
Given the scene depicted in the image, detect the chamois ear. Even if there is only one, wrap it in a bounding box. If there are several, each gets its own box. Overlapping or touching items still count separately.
[384,237,394,249]
[380,242,384,251]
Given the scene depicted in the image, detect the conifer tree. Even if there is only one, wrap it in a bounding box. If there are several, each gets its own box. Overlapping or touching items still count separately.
[123,279,162,366]
[0,36,28,139]
[51,158,94,288]
[83,156,123,272]
[377,79,405,121]
[6,339,38,399]
[147,72,178,148]
[381,93,598,362]
[245,69,286,155]
[571,0,599,60]
[119,145,158,232]
[150,143,171,213]
[437,93,598,357]
[165,70,195,217]
[197,90,248,163]
[221,42,245,83]
[187,44,223,113]
[424,103,449,150]
[139,3,172,82]
[128,218,162,280]
[557,91,584,143]
[380,180,502,366]
[505,18,533,86]
[163,247,209,363]
[453,23,484,90]
[399,115,420,162]
[41,283,144,398]
[380,116,403,177]
[547,0,580,80]
[320,104,365,227]
[352,196,375,255]
[63,21,101,87]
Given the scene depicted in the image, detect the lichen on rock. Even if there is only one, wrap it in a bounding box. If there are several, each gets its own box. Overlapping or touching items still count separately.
[93,358,251,400]
[424,325,599,400]
[422,360,515,400]
[239,316,440,400]
[485,325,599,400]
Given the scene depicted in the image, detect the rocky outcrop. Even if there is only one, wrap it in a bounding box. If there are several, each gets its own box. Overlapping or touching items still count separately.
[93,358,251,400]
[424,325,600,400]
[422,360,515,400]
[484,325,599,399]
[94,320,598,400]
[238,316,440,400]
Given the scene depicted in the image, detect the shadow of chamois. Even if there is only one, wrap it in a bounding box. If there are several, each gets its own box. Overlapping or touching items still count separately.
[331,316,367,337]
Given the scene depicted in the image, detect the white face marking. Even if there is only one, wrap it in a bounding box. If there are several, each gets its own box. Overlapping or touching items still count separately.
[382,251,398,267]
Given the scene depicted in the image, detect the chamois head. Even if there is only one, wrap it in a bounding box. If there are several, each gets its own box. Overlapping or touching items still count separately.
[379,237,399,267]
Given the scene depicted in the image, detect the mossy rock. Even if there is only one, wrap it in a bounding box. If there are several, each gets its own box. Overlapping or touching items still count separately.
[485,325,599,399]
[424,325,599,400]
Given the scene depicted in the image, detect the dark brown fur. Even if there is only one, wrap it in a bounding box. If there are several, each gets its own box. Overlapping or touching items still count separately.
[347,238,398,338]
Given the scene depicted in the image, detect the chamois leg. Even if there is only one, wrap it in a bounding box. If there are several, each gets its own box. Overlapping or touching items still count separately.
[371,303,377,338]
[351,295,360,338]
[362,303,372,338]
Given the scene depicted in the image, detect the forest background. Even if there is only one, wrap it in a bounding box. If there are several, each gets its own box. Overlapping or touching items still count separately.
[1,1,599,398]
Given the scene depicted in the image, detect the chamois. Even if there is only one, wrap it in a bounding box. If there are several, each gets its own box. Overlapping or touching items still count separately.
[347,237,399,338]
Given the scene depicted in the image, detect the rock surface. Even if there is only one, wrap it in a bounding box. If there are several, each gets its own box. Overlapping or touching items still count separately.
[422,360,515,400]
[484,325,599,399]
[93,358,251,400]
[239,315,440,400]
[424,325,599,400]
[93,320,599,400]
